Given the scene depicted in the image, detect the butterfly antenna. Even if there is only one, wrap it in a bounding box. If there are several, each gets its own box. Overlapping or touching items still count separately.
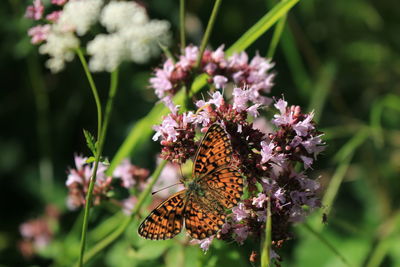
[151,183,182,195]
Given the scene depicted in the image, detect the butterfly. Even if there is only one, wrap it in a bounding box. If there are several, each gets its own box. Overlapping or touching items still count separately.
[138,123,244,240]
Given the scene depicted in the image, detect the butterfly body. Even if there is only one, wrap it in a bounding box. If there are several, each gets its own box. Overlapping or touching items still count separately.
[185,178,205,196]
[138,124,244,240]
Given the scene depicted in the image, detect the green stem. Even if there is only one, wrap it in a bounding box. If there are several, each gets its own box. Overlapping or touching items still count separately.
[370,94,400,148]
[76,48,103,141]
[321,155,351,220]
[79,161,100,267]
[76,48,103,267]
[307,62,336,123]
[261,196,272,266]
[88,211,125,244]
[195,0,223,68]
[365,211,400,267]
[100,69,119,144]
[180,0,186,52]
[279,21,312,98]
[333,127,370,163]
[267,11,286,58]
[311,127,370,232]
[77,160,167,266]
[227,0,299,56]
[76,48,120,266]
[302,223,352,267]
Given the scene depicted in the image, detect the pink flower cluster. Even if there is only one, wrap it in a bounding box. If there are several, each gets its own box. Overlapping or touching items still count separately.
[152,47,276,167]
[153,86,270,165]
[66,155,149,210]
[150,45,275,105]
[262,99,325,169]
[18,205,59,258]
[201,100,324,253]
[149,47,325,254]
[25,0,67,44]
[152,98,197,164]
[113,159,150,189]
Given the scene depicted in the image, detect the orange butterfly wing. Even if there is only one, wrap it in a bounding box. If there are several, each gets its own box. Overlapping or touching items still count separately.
[184,194,226,239]
[192,124,233,178]
[183,125,243,239]
[183,167,243,239]
[202,166,244,209]
[138,190,186,240]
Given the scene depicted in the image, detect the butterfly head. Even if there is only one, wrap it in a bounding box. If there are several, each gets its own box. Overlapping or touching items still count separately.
[185,179,205,197]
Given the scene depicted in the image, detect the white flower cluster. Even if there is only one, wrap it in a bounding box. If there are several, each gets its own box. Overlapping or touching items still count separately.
[88,1,171,72]
[58,0,103,36]
[35,0,170,73]
[39,31,79,72]
[38,0,103,73]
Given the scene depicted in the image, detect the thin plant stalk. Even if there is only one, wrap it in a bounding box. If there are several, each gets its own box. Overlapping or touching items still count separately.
[180,0,186,52]
[311,128,369,232]
[307,62,336,122]
[78,162,101,267]
[78,69,119,266]
[267,14,286,58]
[261,196,272,266]
[227,0,299,55]
[76,49,102,267]
[100,69,119,143]
[302,223,352,267]
[279,23,311,98]
[76,48,102,142]
[195,0,223,68]
[76,48,120,266]
[370,94,400,147]
[365,211,400,267]
[77,160,168,266]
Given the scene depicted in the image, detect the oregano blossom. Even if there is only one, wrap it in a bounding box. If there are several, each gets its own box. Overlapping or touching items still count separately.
[150,47,325,256]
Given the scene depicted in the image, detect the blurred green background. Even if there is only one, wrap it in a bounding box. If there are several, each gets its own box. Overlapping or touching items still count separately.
[1,0,400,266]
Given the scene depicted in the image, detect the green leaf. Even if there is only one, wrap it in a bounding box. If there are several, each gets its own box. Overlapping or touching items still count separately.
[279,22,312,98]
[370,94,400,147]
[183,245,202,267]
[204,255,218,267]
[365,212,400,267]
[132,240,173,260]
[267,12,287,59]
[333,128,369,163]
[308,128,370,232]
[388,236,400,265]
[85,156,95,164]
[301,223,352,267]
[165,245,185,267]
[295,224,370,267]
[105,240,139,267]
[226,0,300,56]
[83,129,97,156]
[307,62,337,123]
[88,212,125,244]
